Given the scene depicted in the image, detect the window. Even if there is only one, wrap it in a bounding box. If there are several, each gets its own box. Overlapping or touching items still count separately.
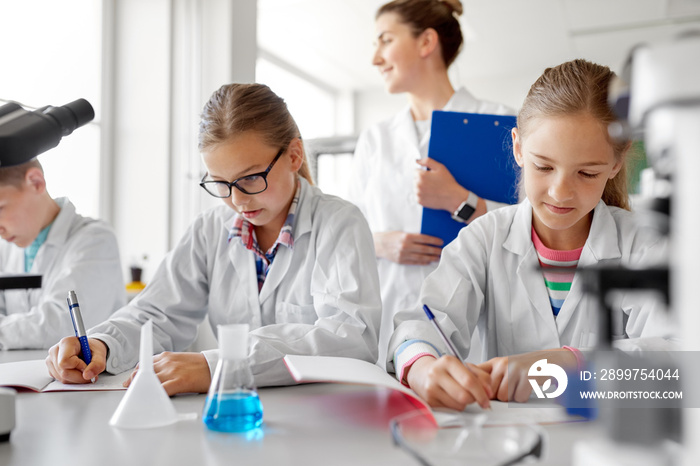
[256,56,336,140]
[0,0,103,218]
[256,56,358,196]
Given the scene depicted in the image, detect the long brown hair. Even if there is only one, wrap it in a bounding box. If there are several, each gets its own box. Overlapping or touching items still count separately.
[517,59,630,210]
[377,0,464,67]
[198,83,313,184]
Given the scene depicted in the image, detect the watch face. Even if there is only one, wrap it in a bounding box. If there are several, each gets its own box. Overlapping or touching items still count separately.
[457,204,476,221]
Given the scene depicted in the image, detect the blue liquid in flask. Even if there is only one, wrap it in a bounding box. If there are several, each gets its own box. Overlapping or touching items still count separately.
[203,390,264,432]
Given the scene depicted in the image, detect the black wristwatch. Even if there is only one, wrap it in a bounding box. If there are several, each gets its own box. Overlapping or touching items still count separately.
[451,192,478,223]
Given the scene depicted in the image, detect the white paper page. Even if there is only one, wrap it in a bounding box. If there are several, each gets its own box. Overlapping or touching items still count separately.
[424,400,585,429]
[0,359,130,392]
[42,370,130,392]
[466,400,586,426]
[283,355,432,415]
[0,359,53,391]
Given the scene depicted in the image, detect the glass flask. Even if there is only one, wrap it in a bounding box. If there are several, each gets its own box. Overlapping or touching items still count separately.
[202,324,263,432]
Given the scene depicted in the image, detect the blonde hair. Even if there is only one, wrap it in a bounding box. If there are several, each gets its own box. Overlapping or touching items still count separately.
[377,0,464,67]
[0,158,42,187]
[517,59,630,210]
[198,83,313,185]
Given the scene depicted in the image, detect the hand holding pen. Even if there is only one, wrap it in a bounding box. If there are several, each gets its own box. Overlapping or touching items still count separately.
[407,305,492,410]
[66,290,95,383]
[45,336,109,385]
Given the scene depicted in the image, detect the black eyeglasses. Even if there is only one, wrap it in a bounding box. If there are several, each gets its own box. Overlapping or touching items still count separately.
[199,146,286,198]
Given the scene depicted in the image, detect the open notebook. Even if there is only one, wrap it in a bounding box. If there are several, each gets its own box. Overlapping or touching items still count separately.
[284,354,434,419]
[0,359,130,392]
[283,355,585,427]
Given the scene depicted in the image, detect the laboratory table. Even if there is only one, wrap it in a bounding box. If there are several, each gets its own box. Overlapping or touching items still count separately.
[0,350,597,466]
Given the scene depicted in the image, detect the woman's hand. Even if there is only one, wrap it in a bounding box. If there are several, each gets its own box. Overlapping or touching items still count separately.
[415,158,469,212]
[405,355,493,411]
[46,337,108,383]
[123,352,212,396]
[374,231,442,264]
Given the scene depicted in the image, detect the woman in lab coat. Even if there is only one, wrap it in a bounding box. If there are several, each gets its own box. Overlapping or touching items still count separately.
[347,0,513,365]
[389,60,671,410]
[46,83,382,394]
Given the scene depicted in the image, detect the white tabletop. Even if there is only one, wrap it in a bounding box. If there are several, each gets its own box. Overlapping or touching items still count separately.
[0,350,598,466]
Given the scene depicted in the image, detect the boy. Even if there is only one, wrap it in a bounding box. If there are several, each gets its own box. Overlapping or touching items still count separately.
[0,158,125,349]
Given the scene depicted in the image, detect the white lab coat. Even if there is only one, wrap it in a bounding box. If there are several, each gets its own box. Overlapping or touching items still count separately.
[347,87,514,364]
[0,198,126,349]
[388,199,671,372]
[90,179,382,387]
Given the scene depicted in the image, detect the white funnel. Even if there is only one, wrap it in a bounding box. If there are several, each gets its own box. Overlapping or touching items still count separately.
[109,320,178,429]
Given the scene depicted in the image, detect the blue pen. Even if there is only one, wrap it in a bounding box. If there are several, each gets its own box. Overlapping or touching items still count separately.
[423,304,491,408]
[67,290,92,365]
[422,305,463,360]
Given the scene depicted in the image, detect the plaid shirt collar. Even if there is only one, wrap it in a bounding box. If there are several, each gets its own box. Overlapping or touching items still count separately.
[227,180,300,263]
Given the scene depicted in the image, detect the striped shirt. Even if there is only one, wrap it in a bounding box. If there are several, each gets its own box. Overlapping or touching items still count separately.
[228,182,300,292]
[532,227,583,316]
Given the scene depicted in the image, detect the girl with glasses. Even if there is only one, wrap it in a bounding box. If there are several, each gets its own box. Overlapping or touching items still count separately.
[46,83,382,394]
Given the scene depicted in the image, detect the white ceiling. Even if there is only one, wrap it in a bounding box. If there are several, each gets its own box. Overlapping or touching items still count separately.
[258,0,700,94]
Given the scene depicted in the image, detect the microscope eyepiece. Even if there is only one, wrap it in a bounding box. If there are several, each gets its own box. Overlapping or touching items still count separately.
[43,99,95,136]
[0,98,95,167]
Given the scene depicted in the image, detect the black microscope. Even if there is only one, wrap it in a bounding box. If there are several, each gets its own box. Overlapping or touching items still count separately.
[0,97,94,441]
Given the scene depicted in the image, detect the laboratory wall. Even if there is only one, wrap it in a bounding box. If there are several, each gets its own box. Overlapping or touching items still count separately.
[110,0,256,282]
[111,0,171,283]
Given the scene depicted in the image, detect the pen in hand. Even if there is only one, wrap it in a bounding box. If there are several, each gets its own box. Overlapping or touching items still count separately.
[67,290,95,383]
[422,304,491,409]
[423,304,462,359]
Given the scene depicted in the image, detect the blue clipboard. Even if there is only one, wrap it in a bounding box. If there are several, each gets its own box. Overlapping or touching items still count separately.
[420,110,519,245]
